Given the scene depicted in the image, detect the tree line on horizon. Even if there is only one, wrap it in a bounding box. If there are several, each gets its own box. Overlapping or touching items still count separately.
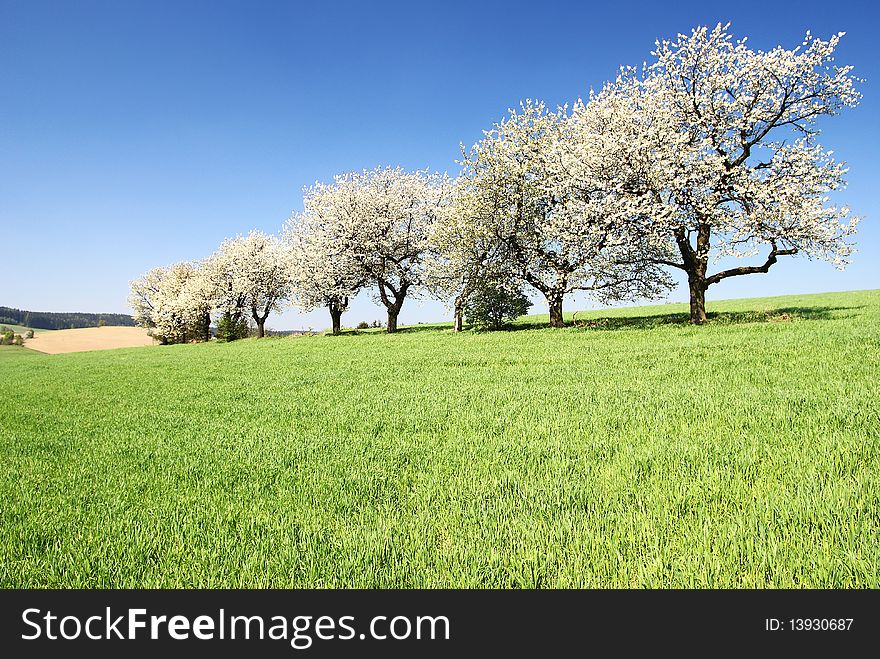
[0,306,135,331]
[130,24,861,344]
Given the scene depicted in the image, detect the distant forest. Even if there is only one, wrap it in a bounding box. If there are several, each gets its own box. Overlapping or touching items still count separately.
[0,306,135,330]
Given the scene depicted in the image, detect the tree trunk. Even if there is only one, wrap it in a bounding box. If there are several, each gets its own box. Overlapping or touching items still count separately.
[453,295,464,332]
[377,279,408,334]
[688,278,708,325]
[675,222,711,325]
[387,309,399,334]
[548,295,564,328]
[329,305,343,335]
[251,305,269,338]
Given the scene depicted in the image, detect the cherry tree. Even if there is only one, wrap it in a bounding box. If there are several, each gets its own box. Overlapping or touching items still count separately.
[283,205,366,335]
[589,24,861,323]
[205,231,291,338]
[129,262,211,344]
[461,100,672,328]
[129,266,164,330]
[361,167,448,333]
[425,176,520,332]
[297,167,447,333]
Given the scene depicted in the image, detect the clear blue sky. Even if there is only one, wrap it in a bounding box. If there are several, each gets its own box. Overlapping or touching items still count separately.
[2,0,878,329]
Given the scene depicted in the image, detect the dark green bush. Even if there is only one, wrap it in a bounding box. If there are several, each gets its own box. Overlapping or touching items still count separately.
[216,312,249,342]
[464,282,532,330]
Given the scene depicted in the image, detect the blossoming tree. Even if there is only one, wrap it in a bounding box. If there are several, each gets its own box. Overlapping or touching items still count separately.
[284,202,366,335]
[425,176,521,332]
[295,167,446,333]
[588,24,861,323]
[461,101,673,328]
[129,262,211,344]
[205,231,291,338]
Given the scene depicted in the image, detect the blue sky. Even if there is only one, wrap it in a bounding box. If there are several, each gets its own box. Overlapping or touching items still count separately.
[1,0,878,329]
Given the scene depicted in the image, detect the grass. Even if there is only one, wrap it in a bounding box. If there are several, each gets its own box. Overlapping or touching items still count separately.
[0,323,47,335]
[1,289,878,588]
[0,345,39,360]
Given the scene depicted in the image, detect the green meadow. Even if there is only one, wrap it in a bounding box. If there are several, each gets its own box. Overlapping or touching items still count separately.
[1,290,878,587]
[0,346,39,361]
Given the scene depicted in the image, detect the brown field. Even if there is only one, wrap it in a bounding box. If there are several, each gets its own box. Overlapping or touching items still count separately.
[23,326,156,354]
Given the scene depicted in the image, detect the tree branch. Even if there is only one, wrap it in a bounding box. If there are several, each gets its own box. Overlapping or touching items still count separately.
[704,243,798,287]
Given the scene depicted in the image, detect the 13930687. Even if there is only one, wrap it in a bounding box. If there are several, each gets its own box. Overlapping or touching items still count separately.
[790,619,853,631]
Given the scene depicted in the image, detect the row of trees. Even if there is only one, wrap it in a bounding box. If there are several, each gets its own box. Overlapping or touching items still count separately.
[0,307,135,330]
[131,25,861,340]
[129,234,290,343]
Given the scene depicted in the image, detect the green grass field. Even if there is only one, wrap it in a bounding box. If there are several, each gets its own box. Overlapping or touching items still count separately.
[1,290,878,587]
[0,346,39,360]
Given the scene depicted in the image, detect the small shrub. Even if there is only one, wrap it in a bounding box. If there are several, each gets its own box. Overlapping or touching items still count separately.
[216,312,249,342]
[464,282,532,330]
[97,319,107,327]
[356,321,370,330]
[0,328,13,345]
[25,329,34,339]
[13,334,24,346]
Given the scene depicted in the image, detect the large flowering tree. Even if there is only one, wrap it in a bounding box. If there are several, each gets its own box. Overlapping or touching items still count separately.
[205,231,291,338]
[129,262,211,344]
[461,101,673,328]
[284,201,366,335]
[295,167,446,333]
[587,24,861,323]
[129,266,164,330]
[361,167,448,333]
[425,176,520,332]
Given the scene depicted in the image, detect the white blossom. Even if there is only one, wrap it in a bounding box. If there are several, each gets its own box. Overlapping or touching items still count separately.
[204,231,291,337]
[288,166,447,333]
[129,262,211,344]
[576,24,861,323]
[457,100,673,327]
[283,203,367,334]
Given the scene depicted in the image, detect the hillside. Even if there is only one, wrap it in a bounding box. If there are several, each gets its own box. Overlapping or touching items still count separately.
[1,289,878,587]
[0,306,135,330]
[22,326,155,354]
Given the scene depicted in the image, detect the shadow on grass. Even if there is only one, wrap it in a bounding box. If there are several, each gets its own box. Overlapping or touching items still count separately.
[394,324,453,335]
[330,324,449,337]
[328,305,861,336]
[563,305,860,331]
